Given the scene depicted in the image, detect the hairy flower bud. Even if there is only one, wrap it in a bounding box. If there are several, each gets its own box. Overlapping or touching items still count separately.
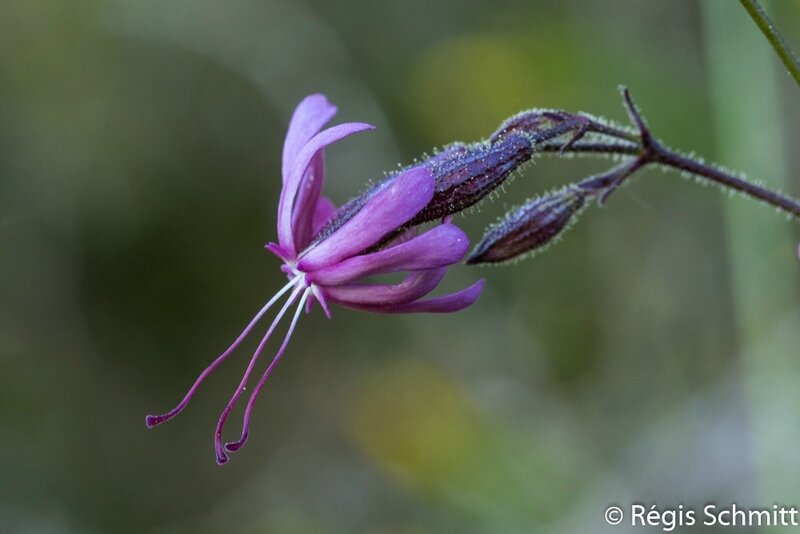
[490,110,578,144]
[408,132,535,225]
[467,187,588,264]
[313,133,535,248]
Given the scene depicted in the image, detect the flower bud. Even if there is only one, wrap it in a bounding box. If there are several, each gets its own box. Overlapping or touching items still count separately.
[490,110,588,146]
[467,187,587,264]
[407,132,535,226]
[490,110,569,142]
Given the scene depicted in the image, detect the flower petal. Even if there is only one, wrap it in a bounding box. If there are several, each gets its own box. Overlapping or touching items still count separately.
[281,94,337,182]
[297,166,435,270]
[265,242,291,262]
[323,268,446,306]
[340,279,485,314]
[308,221,469,286]
[277,122,374,256]
[312,196,337,236]
[291,151,326,250]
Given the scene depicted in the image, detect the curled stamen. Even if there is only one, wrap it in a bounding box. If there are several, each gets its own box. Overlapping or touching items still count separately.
[223,287,312,457]
[145,276,301,428]
[213,283,304,464]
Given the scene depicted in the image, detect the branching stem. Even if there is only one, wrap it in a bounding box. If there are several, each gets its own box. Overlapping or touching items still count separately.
[547,88,800,220]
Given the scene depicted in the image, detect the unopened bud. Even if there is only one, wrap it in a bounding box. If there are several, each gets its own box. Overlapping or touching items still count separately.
[490,110,589,146]
[467,187,587,264]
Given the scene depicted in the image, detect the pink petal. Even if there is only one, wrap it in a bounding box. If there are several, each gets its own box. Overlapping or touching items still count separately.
[277,122,374,257]
[311,196,337,235]
[281,94,337,182]
[265,242,291,262]
[308,221,469,286]
[297,166,435,271]
[341,279,485,314]
[291,151,326,250]
[323,269,446,306]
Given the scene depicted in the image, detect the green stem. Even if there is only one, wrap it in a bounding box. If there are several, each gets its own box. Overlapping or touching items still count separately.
[739,0,800,89]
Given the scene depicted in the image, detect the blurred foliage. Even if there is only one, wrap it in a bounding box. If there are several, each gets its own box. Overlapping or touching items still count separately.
[1,0,799,532]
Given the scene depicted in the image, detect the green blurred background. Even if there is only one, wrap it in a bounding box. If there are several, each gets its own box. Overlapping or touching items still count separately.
[2,1,800,532]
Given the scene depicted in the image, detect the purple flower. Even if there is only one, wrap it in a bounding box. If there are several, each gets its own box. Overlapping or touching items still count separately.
[146,94,484,464]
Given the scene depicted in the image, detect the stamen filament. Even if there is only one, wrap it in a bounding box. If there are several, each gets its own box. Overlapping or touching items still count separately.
[145,275,301,428]
[214,283,305,464]
[223,287,312,456]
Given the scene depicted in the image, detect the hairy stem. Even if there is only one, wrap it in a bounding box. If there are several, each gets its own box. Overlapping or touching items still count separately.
[562,88,800,220]
[739,0,800,89]
[540,141,639,156]
[651,146,800,218]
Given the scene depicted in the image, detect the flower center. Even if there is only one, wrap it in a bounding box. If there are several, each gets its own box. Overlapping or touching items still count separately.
[282,261,330,318]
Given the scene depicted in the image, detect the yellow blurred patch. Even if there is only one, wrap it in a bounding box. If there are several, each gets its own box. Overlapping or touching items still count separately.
[408,35,540,142]
[348,359,488,491]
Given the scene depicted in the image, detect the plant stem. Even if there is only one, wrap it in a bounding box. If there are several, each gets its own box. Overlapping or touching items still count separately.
[552,88,800,220]
[540,141,639,156]
[624,86,800,219]
[739,0,800,89]
[651,145,800,218]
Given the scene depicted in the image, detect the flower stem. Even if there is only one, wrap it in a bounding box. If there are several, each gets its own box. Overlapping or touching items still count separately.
[555,88,800,221]
[650,145,800,218]
[739,0,800,89]
[625,87,800,219]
